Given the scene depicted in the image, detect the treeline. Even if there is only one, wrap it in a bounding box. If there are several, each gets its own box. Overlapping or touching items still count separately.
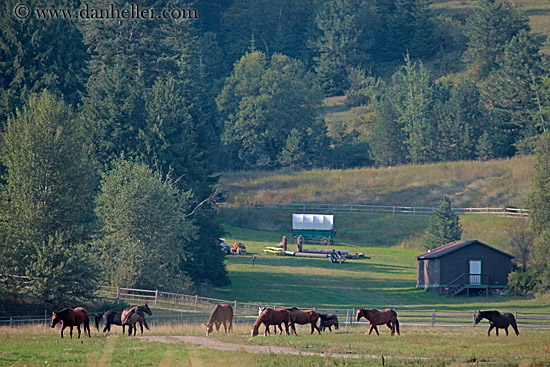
[1,0,550,307]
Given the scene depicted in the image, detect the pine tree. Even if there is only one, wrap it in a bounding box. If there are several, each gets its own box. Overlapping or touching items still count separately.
[462,0,529,78]
[424,196,463,249]
[313,0,379,96]
[279,129,308,169]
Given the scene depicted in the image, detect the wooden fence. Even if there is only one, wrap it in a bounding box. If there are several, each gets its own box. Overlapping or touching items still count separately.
[86,286,550,330]
[219,202,529,217]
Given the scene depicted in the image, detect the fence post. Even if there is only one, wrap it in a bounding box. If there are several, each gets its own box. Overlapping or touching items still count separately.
[155,289,159,306]
[194,295,198,312]
[346,310,349,328]
[431,309,436,327]
[473,311,476,327]
[116,286,120,300]
[234,300,238,325]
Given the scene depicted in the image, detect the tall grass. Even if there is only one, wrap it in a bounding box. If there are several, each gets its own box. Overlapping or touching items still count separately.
[220,156,534,208]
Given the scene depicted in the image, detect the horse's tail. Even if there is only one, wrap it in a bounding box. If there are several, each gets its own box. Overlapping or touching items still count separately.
[94,312,104,331]
[395,317,400,335]
[143,317,150,330]
[511,317,520,335]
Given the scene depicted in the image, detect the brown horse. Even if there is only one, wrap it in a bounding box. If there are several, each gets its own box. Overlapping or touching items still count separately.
[286,307,321,335]
[51,307,91,339]
[251,308,291,336]
[206,304,234,336]
[121,304,152,336]
[319,313,339,332]
[356,307,400,336]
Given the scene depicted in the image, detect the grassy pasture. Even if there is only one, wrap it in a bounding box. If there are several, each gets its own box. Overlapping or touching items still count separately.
[2,323,549,366]
[220,156,533,209]
[211,223,550,312]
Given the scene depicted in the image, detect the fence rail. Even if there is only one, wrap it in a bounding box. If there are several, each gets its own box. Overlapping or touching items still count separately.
[219,202,529,217]
[86,286,550,330]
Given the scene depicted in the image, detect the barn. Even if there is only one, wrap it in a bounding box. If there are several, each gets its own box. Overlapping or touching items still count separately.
[416,240,514,296]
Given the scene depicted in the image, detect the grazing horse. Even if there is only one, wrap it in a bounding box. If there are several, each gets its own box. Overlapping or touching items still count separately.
[475,310,519,337]
[121,304,152,336]
[95,311,127,334]
[286,307,321,335]
[51,307,91,339]
[319,313,339,332]
[356,307,400,336]
[251,308,291,336]
[206,304,234,336]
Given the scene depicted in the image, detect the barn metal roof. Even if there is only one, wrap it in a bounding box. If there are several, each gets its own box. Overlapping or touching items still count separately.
[415,240,514,260]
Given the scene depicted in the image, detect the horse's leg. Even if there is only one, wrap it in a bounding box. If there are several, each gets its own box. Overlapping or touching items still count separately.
[495,327,499,337]
[373,325,380,336]
[69,325,73,339]
[60,324,65,338]
[139,321,144,335]
[512,322,520,335]
[368,324,374,335]
[487,325,494,337]
[76,325,81,339]
[505,327,509,336]
[314,322,321,335]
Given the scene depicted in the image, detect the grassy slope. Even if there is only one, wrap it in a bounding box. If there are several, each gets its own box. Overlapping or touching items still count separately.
[220,156,533,208]
[215,156,544,310]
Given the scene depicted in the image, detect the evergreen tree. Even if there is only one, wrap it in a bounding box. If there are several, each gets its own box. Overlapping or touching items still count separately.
[313,0,379,95]
[481,30,544,155]
[0,91,96,295]
[390,54,436,164]
[0,0,88,124]
[529,132,550,238]
[279,129,308,169]
[462,0,529,78]
[424,196,462,249]
[369,98,407,167]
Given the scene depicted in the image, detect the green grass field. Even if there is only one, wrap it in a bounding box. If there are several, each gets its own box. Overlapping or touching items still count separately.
[2,323,549,366]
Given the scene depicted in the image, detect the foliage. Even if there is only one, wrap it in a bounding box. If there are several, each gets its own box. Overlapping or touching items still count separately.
[505,218,534,271]
[0,91,96,283]
[424,196,463,249]
[93,157,195,291]
[217,51,321,169]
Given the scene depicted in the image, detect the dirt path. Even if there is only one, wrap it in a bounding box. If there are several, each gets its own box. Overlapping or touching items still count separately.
[138,335,423,361]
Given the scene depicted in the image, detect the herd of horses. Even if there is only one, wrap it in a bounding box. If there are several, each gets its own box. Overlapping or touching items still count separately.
[50,303,152,338]
[50,303,520,339]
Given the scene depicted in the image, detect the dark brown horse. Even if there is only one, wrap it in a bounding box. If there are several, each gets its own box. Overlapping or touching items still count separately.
[286,307,321,335]
[356,307,400,336]
[251,308,291,336]
[475,310,519,337]
[121,304,152,336]
[319,313,339,332]
[206,304,234,336]
[95,311,128,333]
[51,307,91,339]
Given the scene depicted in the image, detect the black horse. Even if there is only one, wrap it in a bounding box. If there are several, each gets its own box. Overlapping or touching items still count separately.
[95,311,126,333]
[475,310,520,337]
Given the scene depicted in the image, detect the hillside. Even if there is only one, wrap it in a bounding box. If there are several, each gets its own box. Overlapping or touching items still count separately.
[220,156,533,208]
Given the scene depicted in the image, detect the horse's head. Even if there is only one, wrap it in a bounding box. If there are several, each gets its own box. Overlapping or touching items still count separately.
[94,312,104,331]
[251,325,259,337]
[356,307,365,321]
[474,310,483,324]
[205,323,213,336]
[142,303,152,316]
[51,312,60,328]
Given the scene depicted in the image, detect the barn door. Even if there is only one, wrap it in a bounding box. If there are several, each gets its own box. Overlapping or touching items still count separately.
[469,260,481,285]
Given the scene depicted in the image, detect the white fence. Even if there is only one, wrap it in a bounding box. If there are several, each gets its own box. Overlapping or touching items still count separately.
[219,202,529,217]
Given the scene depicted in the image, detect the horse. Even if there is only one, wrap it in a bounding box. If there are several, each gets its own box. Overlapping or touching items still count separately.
[356,307,400,336]
[475,310,520,337]
[251,308,291,336]
[319,313,339,332]
[121,304,152,336]
[286,307,321,335]
[206,304,234,336]
[95,311,127,334]
[51,307,91,339]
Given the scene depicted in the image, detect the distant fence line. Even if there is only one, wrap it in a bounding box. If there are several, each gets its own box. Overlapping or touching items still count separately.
[2,286,548,329]
[219,202,529,217]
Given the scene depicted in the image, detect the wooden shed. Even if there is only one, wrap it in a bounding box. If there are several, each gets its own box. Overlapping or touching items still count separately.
[416,240,514,296]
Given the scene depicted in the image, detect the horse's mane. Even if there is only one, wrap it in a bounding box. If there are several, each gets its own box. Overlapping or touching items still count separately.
[207,305,221,325]
[252,309,269,330]
[56,308,70,315]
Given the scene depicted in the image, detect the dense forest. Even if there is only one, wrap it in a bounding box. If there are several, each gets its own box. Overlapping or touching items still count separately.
[1,0,549,308]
